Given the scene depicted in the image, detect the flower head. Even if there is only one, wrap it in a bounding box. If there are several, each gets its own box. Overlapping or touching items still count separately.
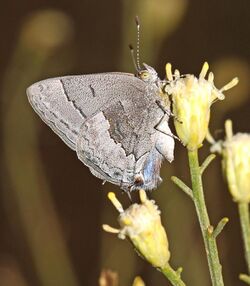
[219,120,250,203]
[103,190,170,268]
[164,62,238,150]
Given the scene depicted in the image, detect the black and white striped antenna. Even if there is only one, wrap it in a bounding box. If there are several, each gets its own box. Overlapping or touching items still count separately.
[129,16,142,72]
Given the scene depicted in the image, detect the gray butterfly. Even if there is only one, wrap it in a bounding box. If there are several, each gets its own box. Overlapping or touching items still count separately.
[27,63,175,192]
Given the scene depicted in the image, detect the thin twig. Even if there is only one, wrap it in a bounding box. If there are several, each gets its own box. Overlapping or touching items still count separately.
[200,154,216,175]
[171,176,193,199]
[212,218,229,238]
[240,274,250,285]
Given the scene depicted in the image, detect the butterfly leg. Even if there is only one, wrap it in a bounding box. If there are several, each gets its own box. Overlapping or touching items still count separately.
[155,99,182,123]
[154,113,179,140]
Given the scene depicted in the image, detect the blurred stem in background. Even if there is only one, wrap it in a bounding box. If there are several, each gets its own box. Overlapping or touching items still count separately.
[120,0,188,71]
[1,10,79,286]
[238,203,250,276]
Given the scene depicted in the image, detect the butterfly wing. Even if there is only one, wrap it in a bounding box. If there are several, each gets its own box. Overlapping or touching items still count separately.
[27,72,174,191]
[71,74,174,191]
[27,73,137,150]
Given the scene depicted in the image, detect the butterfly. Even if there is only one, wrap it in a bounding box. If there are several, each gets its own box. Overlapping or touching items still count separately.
[27,62,175,193]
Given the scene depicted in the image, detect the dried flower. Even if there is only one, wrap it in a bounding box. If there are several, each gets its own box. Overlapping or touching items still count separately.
[220,120,250,203]
[99,269,118,286]
[103,190,170,268]
[164,62,238,150]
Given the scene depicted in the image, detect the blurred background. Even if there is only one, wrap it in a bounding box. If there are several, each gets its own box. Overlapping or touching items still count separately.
[0,0,250,285]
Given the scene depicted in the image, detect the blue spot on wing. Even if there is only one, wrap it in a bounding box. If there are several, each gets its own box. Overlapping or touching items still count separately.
[143,152,156,182]
[142,149,163,189]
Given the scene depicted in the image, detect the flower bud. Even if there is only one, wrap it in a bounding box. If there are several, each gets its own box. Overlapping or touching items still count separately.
[132,276,145,286]
[103,190,170,268]
[164,62,238,150]
[221,120,250,203]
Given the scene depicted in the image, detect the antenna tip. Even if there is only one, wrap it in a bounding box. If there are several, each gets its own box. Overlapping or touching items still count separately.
[128,44,134,51]
[135,16,140,27]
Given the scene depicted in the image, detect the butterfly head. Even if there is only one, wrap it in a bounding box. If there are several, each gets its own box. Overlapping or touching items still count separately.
[137,63,158,84]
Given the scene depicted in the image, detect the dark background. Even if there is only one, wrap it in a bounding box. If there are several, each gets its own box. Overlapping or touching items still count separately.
[0,0,250,285]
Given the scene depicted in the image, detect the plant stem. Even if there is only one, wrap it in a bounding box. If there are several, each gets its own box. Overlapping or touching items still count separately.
[171,176,193,199]
[200,154,216,175]
[240,273,250,284]
[160,264,186,286]
[188,149,224,286]
[213,218,229,238]
[238,202,250,273]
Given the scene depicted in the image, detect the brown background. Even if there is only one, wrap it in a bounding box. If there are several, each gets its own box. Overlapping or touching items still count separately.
[0,0,250,285]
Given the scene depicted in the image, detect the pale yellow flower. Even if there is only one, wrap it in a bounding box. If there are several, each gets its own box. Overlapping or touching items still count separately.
[221,120,250,203]
[103,190,170,268]
[164,62,238,150]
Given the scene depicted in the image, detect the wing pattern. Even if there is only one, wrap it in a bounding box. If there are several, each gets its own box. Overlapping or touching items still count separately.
[27,72,174,191]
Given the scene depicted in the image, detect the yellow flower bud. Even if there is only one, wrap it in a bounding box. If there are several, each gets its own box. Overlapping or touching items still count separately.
[103,190,170,268]
[132,276,145,286]
[221,120,250,203]
[164,62,238,150]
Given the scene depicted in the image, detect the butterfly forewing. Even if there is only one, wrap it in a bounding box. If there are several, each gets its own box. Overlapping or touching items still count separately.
[27,73,143,149]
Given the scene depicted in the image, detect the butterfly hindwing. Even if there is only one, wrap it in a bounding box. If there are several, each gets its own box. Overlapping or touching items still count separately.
[73,75,173,191]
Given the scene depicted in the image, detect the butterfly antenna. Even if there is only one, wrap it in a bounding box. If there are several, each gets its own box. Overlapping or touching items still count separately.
[129,44,139,73]
[135,16,141,70]
[129,16,142,73]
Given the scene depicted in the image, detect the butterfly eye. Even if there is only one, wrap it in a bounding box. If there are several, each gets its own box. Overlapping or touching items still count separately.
[139,71,150,80]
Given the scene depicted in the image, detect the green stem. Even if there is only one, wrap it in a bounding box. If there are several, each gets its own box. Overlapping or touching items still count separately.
[200,154,216,175]
[171,176,193,199]
[238,202,250,273]
[160,264,186,286]
[188,150,224,286]
[213,218,229,239]
[240,273,250,285]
